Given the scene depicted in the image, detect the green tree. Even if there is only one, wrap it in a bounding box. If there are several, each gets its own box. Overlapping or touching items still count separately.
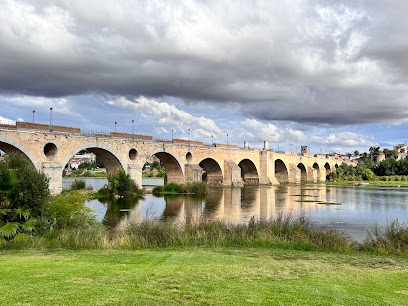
[0,153,49,241]
[106,169,143,198]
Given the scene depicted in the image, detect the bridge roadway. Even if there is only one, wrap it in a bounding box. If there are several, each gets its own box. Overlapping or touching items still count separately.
[0,122,355,194]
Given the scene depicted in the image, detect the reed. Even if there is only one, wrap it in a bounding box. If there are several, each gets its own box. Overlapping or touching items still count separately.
[360,219,408,255]
[3,214,354,252]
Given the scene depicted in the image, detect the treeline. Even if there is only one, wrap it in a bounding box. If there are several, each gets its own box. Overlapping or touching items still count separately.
[328,157,408,181]
[142,161,166,177]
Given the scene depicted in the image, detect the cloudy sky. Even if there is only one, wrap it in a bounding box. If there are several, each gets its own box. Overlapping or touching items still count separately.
[1,0,408,153]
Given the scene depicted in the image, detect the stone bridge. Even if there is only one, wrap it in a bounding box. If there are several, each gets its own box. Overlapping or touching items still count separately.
[0,122,355,193]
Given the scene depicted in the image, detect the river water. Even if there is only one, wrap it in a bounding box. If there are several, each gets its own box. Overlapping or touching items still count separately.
[62,178,408,242]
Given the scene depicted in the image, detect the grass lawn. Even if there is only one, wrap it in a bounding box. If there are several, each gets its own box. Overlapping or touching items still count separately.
[1,248,408,305]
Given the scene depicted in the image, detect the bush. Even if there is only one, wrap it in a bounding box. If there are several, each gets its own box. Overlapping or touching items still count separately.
[104,169,143,198]
[70,180,86,190]
[82,170,92,177]
[361,169,374,181]
[0,152,49,218]
[43,191,96,230]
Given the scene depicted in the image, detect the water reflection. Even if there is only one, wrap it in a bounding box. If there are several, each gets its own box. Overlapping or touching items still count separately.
[86,185,408,242]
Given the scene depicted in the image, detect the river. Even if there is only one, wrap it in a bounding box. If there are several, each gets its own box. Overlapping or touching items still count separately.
[62,178,408,242]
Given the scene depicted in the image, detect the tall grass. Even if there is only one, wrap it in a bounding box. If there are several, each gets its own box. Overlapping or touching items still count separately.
[360,219,408,255]
[3,214,353,252]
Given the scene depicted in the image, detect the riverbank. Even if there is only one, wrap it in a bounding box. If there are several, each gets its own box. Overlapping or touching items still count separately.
[1,248,407,305]
[324,180,408,187]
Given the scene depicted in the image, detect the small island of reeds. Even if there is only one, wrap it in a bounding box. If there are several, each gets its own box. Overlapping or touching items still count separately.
[152,182,209,195]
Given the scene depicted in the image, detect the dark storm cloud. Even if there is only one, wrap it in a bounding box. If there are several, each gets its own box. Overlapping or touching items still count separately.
[0,0,407,125]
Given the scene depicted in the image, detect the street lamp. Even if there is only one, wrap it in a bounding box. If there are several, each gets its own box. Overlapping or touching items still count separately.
[114,122,117,132]
[277,144,279,151]
[227,134,229,148]
[188,128,190,144]
[32,110,35,123]
[172,129,174,141]
[132,120,134,140]
[49,107,53,131]
[211,135,213,145]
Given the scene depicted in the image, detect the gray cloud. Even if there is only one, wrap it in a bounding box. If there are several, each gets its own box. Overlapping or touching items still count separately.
[0,0,407,125]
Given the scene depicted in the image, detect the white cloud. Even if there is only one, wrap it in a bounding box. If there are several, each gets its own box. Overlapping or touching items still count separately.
[3,95,75,115]
[108,96,224,139]
[238,119,376,151]
[0,116,15,124]
[309,132,376,148]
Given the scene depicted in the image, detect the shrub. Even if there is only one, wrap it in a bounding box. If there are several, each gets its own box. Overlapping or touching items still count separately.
[0,152,49,218]
[43,191,96,230]
[69,179,86,190]
[105,169,143,198]
[82,170,92,177]
[361,169,374,181]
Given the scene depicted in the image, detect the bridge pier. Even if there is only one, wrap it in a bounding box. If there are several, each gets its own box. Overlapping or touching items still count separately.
[288,164,301,183]
[185,164,204,183]
[224,160,244,187]
[128,164,143,187]
[42,162,63,194]
[307,166,315,183]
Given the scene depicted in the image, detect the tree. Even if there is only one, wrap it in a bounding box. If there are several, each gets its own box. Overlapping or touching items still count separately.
[0,152,50,241]
[369,147,380,161]
[384,149,398,160]
[106,169,143,198]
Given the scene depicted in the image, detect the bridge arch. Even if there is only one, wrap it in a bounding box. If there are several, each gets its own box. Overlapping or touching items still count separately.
[0,135,40,170]
[149,149,184,184]
[198,158,223,186]
[324,162,331,176]
[275,159,288,183]
[313,162,321,182]
[238,159,259,185]
[62,142,126,174]
[297,163,307,183]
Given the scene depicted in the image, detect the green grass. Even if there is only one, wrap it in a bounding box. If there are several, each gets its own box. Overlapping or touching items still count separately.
[0,248,407,305]
[153,182,209,195]
[324,180,408,187]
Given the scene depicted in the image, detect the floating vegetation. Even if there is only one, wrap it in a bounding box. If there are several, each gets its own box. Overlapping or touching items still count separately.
[290,194,319,197]
[296,200,321,203]
[317,202,342,205]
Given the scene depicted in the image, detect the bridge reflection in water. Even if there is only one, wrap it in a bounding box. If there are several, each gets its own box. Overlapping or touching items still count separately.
[87,184,408,242]
[92,185,336,229]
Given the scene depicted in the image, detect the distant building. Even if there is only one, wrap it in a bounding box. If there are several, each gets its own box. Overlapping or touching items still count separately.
[69,153,96,169]
[146,155,160,163]
[394,144,408,160]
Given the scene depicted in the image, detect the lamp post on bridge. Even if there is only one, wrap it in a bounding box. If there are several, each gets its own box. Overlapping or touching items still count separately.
[172,129,174,142]
[49,107,53,131]
[188,128,190,145]
[211,135,213,146]
[114,122,117,132]
[132,120,134,140]
[32,110,35,123]
[227,134,229,149]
